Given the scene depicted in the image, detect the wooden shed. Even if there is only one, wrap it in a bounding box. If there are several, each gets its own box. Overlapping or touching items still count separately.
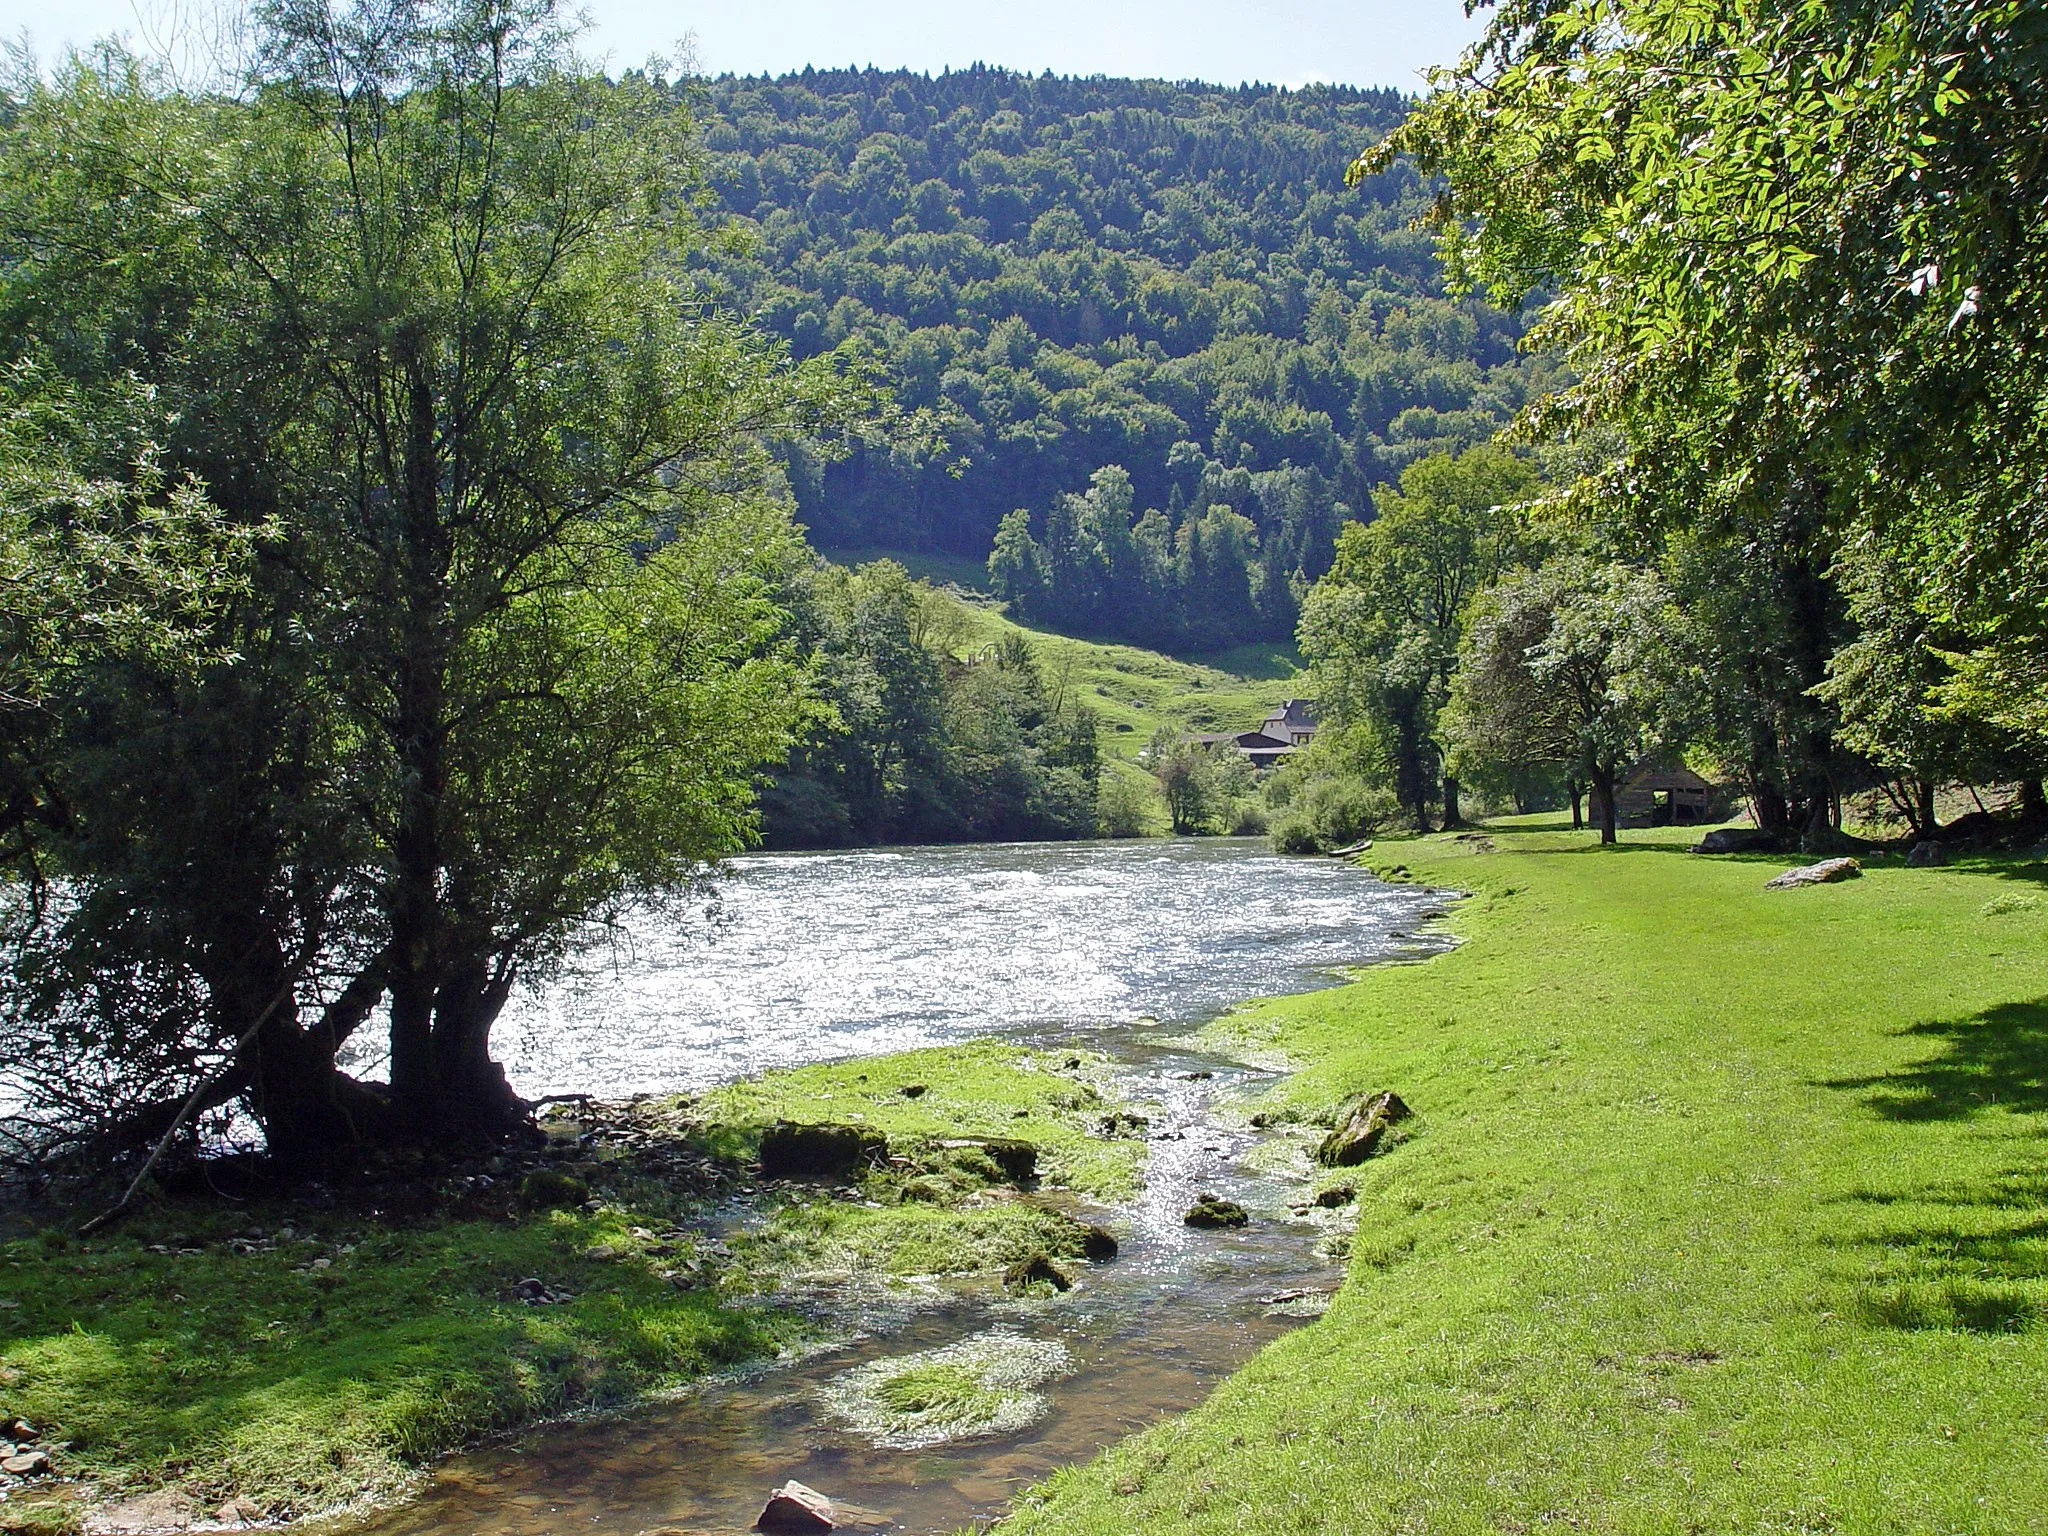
[1612,757,1719,826]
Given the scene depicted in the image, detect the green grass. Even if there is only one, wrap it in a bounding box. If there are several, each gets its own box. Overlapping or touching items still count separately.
[814,543,996,595]
[875,1361,994,1417]
[698,1043,1139,1283]
[1007,821,2048,1535]
[0,1045,1129,1524]
[1181,640,1304,681]
[953,606,1285,764]
[0,1205,789,1523]
[696,1041,1142,1198]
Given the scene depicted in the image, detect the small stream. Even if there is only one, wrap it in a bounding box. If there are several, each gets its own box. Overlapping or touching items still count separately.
[338,841,1449,1536]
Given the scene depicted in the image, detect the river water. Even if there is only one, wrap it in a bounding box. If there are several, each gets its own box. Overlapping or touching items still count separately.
[343,840,1448,1536]
[486,838,1448,1099]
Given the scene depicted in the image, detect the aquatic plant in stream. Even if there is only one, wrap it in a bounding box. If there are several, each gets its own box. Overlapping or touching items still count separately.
[818,1328,1073,1448]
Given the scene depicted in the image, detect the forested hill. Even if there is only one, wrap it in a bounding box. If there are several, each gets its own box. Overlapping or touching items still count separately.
[686,67,1552,651]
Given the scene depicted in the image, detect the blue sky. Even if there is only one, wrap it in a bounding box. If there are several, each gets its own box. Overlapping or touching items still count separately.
[5,1,1485,89]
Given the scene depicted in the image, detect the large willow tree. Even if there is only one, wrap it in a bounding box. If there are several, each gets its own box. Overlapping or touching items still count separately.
[0,0,855,1165]
[1376,0,2048,833]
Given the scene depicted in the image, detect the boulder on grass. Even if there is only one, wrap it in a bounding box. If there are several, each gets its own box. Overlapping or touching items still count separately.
[1907,840,1949,868]
[1692,827,1778,854]
[1763,857,1862,890]
[758,1122,888,1180]
[756,1480,838,1533]
[1316,1091,1412,1167]
[1183,1193,1248,1229]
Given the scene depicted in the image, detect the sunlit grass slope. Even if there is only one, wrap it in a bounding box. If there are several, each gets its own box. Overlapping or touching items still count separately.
[1007,822,2048,1535]
[953,606,1285,763]
[817,546,1302,759]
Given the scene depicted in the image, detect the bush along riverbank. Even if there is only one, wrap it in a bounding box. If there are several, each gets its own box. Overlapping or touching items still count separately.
[1002,819,2048,1535]
[0,1044,1137,1534]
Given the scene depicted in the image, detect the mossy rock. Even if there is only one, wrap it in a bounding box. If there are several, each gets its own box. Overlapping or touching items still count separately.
[1183,1193,1249,1229]
[933,1136,1037,1184]
[518,1168,590,1209]
[1316,1091,1412,1167]
[1078,1223,1119,1259]
[1003,1253,1072,1294]
[759,1121,889,1179]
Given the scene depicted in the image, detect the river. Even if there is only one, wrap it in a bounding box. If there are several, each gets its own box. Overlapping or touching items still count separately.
[344,839,1447,1536]
[474,838,1448,1099]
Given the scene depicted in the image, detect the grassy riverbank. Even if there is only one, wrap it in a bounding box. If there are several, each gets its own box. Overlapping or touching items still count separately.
[1005,821,2048,1534]
[0,1046,1129,1531]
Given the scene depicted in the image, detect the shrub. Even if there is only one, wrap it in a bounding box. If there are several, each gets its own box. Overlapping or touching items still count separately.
[1270,814,1321,854]
[1267,776,1397,852]
[1096,770,1156,838]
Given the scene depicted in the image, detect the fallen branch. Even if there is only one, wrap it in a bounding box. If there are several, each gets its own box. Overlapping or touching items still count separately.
[78,980,296,1236]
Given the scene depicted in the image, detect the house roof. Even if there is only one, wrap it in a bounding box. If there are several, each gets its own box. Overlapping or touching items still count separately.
[1621,756,1717,793]
[1262,699,1318,731]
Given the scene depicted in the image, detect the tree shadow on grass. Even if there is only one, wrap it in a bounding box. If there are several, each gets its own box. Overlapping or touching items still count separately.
[1826,1182,2048,1335]
[1976,856,2048,892]
[1819,998,2048,1121]
[1818,998,2048,1333]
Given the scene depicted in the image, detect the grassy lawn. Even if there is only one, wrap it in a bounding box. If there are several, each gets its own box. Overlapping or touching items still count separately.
[1006,821,2048,1535]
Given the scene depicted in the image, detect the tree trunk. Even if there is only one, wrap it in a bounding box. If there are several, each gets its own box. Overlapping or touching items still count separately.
[387,340,453,1126]
[2021,779,2047,830]
[1751,778,1790,840]
[1915,778,1938,840]
[1567,779,1583,831]
[1394,707,1432,832]
[1441,774,1463,830]
[1590,764,1618,845]
[429,957,528,1142]
[244,1016,386,1169]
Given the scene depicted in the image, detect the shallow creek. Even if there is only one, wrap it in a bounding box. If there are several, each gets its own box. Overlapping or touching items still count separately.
[340,841,1448,1536]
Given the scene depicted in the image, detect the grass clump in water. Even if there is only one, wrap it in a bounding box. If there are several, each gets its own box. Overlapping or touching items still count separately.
[822,1328,1073,1448]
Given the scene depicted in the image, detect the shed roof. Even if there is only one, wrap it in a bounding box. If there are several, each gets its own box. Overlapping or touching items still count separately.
[1621,757,1717,793]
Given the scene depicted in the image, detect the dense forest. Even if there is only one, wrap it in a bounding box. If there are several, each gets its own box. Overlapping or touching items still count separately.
[685,68,1551,650]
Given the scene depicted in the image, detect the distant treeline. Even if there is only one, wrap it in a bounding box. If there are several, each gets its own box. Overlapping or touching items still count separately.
[687,66,1550,649]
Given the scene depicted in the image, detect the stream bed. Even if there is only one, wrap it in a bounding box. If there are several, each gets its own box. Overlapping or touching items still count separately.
[339,841,1448,1536]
